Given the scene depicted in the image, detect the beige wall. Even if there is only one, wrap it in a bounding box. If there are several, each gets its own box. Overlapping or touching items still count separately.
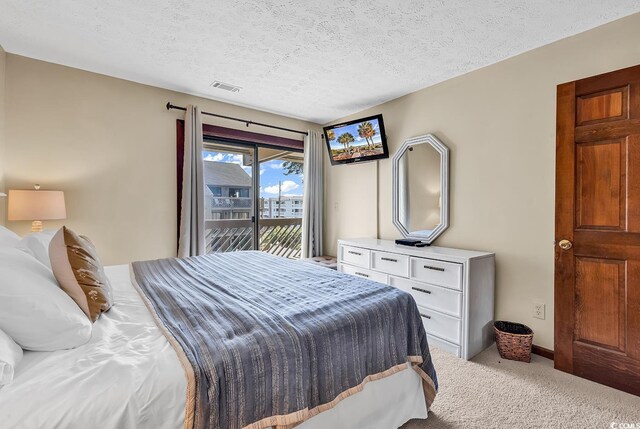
[0,45,6,223]
[3,54,319,264]
[324,13,640,350]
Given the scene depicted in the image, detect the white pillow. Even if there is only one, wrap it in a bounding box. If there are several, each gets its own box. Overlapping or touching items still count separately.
[0,248,92,351]
[14,229,57,269]
[0,328,23,386]
[0,226,20,248]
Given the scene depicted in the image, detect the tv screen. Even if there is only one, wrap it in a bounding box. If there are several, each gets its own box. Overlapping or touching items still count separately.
[323,114,388,165]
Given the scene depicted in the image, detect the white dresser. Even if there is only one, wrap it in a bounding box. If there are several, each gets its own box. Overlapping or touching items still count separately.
[337,238,495,360]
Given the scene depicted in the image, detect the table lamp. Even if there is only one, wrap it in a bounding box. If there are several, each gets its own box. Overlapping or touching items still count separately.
[8,185,66,232]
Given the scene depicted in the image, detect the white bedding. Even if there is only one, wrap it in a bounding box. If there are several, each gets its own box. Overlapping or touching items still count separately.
[0,265,186,429]
[0,264,427,429]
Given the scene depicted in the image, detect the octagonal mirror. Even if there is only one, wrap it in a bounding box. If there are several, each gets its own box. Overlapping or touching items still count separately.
[392,134,449,245]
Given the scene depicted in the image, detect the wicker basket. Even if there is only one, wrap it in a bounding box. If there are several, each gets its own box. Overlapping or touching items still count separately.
[494,321,533,363]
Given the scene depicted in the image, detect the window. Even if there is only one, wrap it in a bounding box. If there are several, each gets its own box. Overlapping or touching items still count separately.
[229,187,250,198]
[207,185,222,197]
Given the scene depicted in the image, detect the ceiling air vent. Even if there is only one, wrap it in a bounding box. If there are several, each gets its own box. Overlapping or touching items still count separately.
[210,81,242,93]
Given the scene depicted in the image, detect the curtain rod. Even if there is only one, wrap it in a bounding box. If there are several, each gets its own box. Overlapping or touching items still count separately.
[166,102,309,136]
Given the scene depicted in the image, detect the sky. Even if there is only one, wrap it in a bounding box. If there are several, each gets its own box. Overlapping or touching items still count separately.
[203,151,303,198]
[326,118,382,150]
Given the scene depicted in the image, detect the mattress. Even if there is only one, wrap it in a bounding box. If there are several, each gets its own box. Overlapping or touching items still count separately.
[0,264,428,429]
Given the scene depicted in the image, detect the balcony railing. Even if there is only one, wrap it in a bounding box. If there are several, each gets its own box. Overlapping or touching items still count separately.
[205,217,303,259]
[210,197,252,209]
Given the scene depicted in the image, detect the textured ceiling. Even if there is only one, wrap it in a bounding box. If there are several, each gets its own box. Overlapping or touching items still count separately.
[0,1,639,124]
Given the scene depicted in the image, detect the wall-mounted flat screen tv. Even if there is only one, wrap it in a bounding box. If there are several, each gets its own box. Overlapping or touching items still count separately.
[323,114,388,165]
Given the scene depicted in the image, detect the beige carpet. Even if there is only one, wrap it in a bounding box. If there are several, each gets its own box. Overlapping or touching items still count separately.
[402,345,640,429]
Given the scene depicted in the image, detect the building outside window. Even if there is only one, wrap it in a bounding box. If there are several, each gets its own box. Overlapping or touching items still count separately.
[204,162,253,220]
[260,196,304,219]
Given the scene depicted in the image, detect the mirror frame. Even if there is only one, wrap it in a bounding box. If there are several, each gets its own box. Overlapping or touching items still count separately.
[392,134,450,245]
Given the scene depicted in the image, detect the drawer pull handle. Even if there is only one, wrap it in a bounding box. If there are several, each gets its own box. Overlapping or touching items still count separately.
[423,265,445,272]
[348,251,362,256]
[381,257,398,262]
[412,286,431,295]
[355,272,369,278]
[420,313,431,319]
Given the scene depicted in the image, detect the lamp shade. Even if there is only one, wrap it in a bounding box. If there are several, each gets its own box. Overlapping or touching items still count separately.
[7,190,67,221]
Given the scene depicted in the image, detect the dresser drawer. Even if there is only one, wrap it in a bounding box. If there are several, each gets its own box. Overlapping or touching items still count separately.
[371,251,409,277]
[390,276,462,318]
[410,257,463,290]
[418,307,461,345]
[340,264,388,284]
[340,245,370,268]
[427,334,460,357]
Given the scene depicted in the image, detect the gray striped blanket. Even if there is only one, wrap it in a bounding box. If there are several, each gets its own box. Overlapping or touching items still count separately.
[131,251,437,429]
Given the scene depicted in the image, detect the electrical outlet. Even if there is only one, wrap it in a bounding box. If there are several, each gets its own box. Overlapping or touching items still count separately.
[533,302,545,320]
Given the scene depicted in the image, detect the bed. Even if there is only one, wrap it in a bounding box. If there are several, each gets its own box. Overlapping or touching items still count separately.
[0,251,437,429]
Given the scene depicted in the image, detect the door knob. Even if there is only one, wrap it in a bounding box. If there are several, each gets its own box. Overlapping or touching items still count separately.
[558,239,572,250]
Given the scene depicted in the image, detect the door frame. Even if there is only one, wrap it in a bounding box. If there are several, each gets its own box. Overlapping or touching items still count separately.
[554,80,577,373]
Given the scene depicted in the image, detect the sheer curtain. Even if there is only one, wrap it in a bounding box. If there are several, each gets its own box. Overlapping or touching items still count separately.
[178,105,206,257]
[302,130,324,258]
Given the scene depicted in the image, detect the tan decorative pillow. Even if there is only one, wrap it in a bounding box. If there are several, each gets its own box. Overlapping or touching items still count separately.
[49,227,113,322]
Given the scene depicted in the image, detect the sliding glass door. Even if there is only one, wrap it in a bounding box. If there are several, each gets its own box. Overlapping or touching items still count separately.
[202,140,304,258]
[257,147,304,258]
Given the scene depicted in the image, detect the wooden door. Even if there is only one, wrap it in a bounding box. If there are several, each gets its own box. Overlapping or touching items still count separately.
[555,64,640,395]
